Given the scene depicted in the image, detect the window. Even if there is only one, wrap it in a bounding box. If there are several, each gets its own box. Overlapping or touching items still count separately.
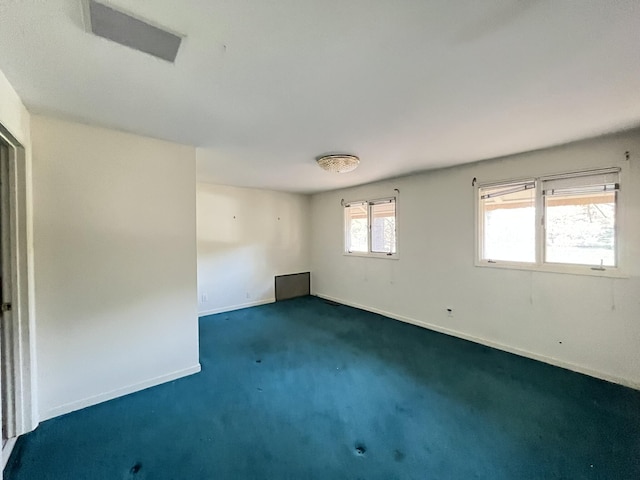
[479,181,536,263]
[345,202,368,253]
[345,197,397,256]
[477,168,620,273]
[542,171,618,267]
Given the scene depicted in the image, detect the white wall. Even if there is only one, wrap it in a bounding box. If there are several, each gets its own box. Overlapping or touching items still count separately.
[31,115,200,420]
[311,130,640,388]
[0,70,30,146]
[197,183,310,315]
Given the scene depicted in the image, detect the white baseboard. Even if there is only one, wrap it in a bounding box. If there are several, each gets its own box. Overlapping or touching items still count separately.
[41,364,201,421]
[2,436,18,470]
[198,298,275,317]
[315,293,640,391]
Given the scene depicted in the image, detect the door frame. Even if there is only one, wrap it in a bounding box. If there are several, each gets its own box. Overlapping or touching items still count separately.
[0,123,35,473]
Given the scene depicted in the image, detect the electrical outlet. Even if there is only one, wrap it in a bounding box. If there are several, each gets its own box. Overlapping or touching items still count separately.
[246,292,250,299]
[200,293,208,304]
[446,308,454,318]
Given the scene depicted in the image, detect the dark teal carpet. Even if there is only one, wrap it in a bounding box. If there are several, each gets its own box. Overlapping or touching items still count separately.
[5,296,640,479]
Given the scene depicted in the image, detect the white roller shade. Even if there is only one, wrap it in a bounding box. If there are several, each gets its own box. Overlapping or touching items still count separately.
[542,169,619,196]
[480,181,535,200]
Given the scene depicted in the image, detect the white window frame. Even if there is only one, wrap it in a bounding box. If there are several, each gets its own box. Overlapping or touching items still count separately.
[475,167,625,277]
[344,196,398,259]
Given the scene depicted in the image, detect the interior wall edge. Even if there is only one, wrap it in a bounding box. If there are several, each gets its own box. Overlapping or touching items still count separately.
[31,114,199,421]
[313,293,640,391]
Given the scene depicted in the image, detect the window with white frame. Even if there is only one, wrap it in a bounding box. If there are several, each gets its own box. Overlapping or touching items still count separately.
[345,202,369,253]
[479,180,536,263]
[542,170,618,267]
[345,197,397,256]
[477,168,620,271]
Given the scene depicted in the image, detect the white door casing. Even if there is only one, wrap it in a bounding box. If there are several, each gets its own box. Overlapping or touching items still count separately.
[1,139,15,442]
[0,125,37,475]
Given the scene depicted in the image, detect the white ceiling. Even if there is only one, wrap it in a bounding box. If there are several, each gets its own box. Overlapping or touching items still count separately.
[0,0,639,193]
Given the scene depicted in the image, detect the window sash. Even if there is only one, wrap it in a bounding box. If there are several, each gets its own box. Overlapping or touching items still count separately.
[543,190,617,267]
[344,197,397,255]
[370,200,397,254]
[344,202,368,253]
[478,181,536,264]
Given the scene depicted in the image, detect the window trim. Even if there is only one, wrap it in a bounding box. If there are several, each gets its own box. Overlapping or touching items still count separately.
[343,200,369,254]
[344,195,398,259]
[477,178,538,265]
[475,167,626,278]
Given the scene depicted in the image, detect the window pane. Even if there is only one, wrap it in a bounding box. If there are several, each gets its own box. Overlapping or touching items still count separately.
[480,183,535,263]
[545,192,616,266]
[371,201,396,253]
[345,204,368,252]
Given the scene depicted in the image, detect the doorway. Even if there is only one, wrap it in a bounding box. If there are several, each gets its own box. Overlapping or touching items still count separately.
[0,126,35,473]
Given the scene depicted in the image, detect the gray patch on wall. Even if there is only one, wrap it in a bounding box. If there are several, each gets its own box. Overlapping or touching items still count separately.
[275,272,310,301]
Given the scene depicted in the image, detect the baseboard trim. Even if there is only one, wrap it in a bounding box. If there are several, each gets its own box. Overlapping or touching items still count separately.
[198,298,275,317]
[2,436,18,471]
[41,364,201,421]
[315,293,640,391]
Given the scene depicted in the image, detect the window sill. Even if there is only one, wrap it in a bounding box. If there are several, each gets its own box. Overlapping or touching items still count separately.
[474,260,628,278]
[344,252,399,260]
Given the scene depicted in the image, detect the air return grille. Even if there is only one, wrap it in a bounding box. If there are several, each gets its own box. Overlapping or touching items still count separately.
[87,0,182,62]
[275,273,311,301]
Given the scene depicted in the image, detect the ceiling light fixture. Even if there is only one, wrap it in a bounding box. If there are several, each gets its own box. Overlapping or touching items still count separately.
[316,154,360,174]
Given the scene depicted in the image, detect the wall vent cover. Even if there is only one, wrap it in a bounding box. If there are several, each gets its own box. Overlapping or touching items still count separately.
[87,0,182,62]
[275,272,311,301]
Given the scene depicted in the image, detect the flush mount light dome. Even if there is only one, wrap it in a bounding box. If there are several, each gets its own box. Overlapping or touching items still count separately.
[316,154,360,173]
